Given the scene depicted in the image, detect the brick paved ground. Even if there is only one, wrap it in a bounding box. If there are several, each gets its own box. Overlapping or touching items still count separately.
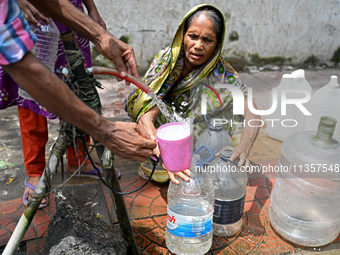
[0,69,339,254]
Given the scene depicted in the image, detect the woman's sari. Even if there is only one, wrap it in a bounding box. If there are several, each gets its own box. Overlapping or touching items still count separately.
[124,4,248,181]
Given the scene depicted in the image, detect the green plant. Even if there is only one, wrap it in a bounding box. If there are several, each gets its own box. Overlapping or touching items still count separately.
[332,47,340,62]
[304,55,319,65]
[119,35,131,44]
[228,31,239,42]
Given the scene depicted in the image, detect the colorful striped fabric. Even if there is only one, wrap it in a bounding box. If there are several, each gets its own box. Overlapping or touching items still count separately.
[0,0,37,65]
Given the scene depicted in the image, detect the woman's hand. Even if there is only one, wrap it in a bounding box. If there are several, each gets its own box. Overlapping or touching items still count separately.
[17,0,49,27]
[229,99,260,171]
[167,169,191,184]
[139,106,192,184]
[230,139,251,170]
[138,106,160,155]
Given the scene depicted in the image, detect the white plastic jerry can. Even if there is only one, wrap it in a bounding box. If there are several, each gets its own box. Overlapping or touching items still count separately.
[304,75,340,137]
[266,69,313,141]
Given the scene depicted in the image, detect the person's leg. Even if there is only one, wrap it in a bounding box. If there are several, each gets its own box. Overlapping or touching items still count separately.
[66,135,92,171]
[66,135,121,179]
[18,106,48,206]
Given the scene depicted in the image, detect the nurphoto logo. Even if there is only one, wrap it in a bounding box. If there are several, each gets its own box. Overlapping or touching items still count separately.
[201,84,312,128]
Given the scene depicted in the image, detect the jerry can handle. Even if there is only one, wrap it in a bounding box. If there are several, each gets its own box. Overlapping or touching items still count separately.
[193,146,213,167]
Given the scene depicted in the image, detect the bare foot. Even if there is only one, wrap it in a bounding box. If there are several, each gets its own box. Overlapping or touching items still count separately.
[24,176,48,204]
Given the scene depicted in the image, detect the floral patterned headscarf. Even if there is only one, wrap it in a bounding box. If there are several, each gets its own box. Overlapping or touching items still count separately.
[124,4,248,144]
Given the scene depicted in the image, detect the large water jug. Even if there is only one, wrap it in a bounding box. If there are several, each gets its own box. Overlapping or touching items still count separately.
[266,69,313,141]
[166,155,215,254]
[269,116,340,247]
[208,146,247,236]
[19,18,60,100]
[195,117,233,164]
[304,76,340,137]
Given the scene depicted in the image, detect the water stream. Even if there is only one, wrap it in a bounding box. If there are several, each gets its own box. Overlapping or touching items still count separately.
[148,90,182,123]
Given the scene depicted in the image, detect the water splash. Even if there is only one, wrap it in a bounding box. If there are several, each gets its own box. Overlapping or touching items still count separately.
[148,90,191,139]
[148,91,179,123]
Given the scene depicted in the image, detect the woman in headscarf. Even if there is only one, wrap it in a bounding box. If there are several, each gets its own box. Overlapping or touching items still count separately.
[125,4,260,183]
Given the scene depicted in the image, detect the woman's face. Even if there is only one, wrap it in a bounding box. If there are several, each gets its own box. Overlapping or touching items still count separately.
[183,14,218,72]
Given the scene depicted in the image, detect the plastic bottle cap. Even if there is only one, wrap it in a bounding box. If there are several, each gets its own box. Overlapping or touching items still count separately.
[211,118,222,128]
[209,118,224,131]
[41,25,48,32]
[61,67,69,77]
[220,146,234,158]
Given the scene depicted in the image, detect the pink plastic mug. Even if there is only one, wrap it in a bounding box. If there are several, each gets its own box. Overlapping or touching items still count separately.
[156,122,192,172]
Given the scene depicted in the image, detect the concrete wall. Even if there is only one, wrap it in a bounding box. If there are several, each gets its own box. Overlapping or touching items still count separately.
[93,0,340,71]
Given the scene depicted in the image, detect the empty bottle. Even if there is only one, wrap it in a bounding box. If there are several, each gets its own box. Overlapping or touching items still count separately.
[19,18,60,100]
[195,116,233,164]
[269,116,340,247]
[208,146,247,236]
[166,155,215,255]
[30,18,59,71]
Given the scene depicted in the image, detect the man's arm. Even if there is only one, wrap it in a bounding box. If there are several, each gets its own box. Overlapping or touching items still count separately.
[29,0,138,82]
[3,52,156,162]
[82,0,106,29]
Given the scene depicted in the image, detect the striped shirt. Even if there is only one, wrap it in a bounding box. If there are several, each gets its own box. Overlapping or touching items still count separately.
[0,0,37,65]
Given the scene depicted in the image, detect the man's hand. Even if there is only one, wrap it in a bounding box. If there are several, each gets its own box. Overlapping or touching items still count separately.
[17,0,49,27]
[29,0,139,85]
[3,53,154,162]
[102,121,157,162]
[94,34,139,85]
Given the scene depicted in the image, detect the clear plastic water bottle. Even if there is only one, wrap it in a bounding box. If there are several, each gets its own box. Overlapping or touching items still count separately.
[19,18,60,100]
[195,116,233,164]
[30,18,59,71]
[209,146,247,236]
[166,155,215,255]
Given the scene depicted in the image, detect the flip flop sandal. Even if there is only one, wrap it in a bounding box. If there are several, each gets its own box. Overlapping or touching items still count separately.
[115,169,122,179]
[23,177,49,209]
[94,162,121,179]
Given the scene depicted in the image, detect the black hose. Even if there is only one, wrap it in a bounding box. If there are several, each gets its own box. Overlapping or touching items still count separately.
[79,133,159,195]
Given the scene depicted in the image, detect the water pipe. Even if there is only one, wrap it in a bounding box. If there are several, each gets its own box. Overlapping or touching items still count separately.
[92,66,152,94]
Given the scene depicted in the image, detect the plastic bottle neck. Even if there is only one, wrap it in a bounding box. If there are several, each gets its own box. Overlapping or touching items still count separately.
[309,116,339,149]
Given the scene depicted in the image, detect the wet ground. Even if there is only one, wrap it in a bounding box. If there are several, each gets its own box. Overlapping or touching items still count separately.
[0,68,339,254]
